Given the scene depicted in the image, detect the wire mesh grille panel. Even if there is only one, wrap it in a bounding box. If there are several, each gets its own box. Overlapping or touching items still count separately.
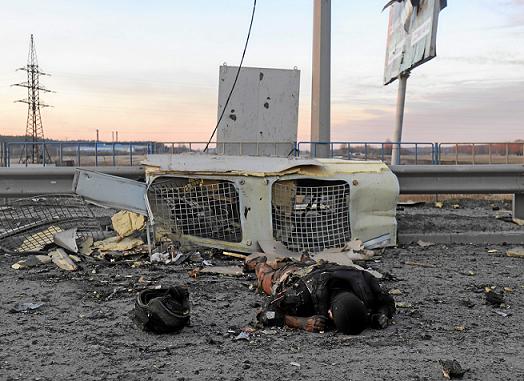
[0,195,102,252]
[148,178,242,243]
[272,180,351,252]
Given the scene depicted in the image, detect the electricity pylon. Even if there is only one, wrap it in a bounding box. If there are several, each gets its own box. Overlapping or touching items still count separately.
[13,34,53,164]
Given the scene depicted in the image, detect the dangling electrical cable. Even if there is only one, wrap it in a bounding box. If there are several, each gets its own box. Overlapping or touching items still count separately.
[203,0,257,152]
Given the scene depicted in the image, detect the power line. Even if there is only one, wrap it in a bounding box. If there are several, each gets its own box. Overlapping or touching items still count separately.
[204,0,257,152]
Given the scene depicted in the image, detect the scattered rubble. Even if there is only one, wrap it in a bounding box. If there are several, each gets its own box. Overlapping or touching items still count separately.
[234,332,250,341]
[404,261,436,268]
[506,247,524,258]
[484,289,505,307]
[11,255,51,270]
[111,210,146,237]
[199,266,245,277]
[49,249,79,271]
[389,289,403,296]
[10,302,44,313]
[439,359,468,380]
[417,240,435,248]
[93,236,144,252]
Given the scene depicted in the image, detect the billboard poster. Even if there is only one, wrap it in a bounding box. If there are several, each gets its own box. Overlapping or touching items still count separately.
[384,0,447,85]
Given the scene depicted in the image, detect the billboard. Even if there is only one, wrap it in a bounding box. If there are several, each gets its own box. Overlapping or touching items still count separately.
[384,0,447,85]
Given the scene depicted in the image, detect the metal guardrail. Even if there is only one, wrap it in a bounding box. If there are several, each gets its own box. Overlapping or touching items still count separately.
[0,166,144,197]
[1,164,523,218]
[3,140,524,167]
[391,164,524,221]
[391,165,524,194]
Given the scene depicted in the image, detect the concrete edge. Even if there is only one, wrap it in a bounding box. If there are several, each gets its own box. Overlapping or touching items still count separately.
[398,231,524,245]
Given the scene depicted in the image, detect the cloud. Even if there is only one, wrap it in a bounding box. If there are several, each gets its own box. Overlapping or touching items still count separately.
[331,80,524,142]
[442,56,524,66]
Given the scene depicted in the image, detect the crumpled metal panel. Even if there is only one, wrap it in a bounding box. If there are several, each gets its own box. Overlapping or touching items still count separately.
[73,169,148,215]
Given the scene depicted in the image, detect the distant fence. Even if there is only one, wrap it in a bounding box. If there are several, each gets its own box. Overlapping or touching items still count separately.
[3,141,153,167]
[437,142,524,165]
[2,140,524,167]
[296,141,437,165]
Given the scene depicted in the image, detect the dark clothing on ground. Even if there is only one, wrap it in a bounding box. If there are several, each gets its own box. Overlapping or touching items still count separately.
[257,261,395,328]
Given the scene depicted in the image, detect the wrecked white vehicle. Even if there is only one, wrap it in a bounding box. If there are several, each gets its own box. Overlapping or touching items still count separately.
[73,154,399,254]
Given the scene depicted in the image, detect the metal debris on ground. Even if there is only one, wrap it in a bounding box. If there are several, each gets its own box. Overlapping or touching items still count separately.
[439,359,468,380]
[10,302,44,313]
[53,228,79,253]
[49,248,78,271]
[234,332,250,341]
[11,255,52,270]
[417,240,435,248]
[150,252,172,264]
[222,251,248,260]
[493,310,511,318]
[397,200,425,207]
[0,195,103,253]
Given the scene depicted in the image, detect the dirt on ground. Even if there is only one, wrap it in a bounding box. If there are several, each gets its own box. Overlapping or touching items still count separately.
[1,201,523,381]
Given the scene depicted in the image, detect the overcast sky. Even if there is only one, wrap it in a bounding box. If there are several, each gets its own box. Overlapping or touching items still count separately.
[0,0,523,142]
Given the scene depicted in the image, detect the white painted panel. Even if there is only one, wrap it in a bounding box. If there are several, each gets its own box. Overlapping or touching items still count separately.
[217,66,300,157]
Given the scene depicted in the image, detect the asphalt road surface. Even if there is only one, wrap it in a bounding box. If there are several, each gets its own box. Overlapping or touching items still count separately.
[1,201,523,380]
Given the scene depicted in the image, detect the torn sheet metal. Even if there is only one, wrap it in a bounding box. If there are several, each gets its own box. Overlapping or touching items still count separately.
[53,228,79,253]
[73,169,147,215]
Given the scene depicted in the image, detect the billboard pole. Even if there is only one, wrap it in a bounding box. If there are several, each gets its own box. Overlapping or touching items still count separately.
[311,0,331,158]
[391,71,409,165]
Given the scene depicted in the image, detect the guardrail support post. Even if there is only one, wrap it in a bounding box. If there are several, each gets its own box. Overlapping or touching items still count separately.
[514,194,524,220]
